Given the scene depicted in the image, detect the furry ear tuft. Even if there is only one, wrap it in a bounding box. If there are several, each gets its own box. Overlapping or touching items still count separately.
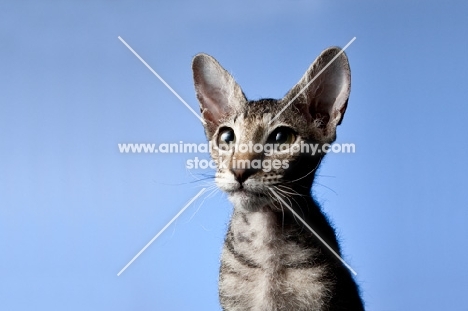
[284,47,351,141]
[192,54,246,134]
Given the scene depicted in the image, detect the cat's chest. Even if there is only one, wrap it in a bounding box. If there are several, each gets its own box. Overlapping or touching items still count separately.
[220,210,330,310]
[227,210,321,266]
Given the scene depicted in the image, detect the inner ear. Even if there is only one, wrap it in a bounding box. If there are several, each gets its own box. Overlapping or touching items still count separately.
[192,53,246,129]
[284,47,351,136]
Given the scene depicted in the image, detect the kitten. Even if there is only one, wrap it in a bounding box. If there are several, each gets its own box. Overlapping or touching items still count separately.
[192,48,364,310]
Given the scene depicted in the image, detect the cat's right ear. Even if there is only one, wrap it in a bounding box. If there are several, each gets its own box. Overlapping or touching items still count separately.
[192,54,246,133]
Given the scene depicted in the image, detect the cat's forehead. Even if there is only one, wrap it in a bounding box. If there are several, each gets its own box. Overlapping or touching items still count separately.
[233,99,279,131]
[222,99,291,140]
[240,98,305,127]
[244,99,278,115]
[217,97,309,140]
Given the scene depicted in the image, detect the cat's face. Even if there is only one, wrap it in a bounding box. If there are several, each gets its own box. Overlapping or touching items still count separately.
[192,49,350,212]
[209,100,307,211]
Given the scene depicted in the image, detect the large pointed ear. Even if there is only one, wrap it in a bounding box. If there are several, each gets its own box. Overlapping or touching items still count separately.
[284,47,350,141]
[192,53,247,134]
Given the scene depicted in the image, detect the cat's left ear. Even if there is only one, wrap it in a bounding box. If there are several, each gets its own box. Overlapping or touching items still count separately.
[284,47,350,141]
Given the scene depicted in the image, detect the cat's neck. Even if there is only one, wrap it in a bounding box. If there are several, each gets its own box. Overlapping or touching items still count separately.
[231,192,341,255]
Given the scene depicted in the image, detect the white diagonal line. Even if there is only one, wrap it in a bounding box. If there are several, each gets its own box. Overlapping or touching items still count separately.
[269,188,357,275]
[118,36,205,125]
[269,37,356,125]
[117,188,207,276]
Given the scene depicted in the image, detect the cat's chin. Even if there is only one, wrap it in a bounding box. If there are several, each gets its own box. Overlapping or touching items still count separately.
[226,189,274,212]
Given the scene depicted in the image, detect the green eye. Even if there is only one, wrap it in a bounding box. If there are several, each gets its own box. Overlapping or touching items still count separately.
[267,127,296,146]
[217,127,236,148]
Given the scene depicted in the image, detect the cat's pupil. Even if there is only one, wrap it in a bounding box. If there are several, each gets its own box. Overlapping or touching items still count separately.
[267,127,295,146]
[275,131,288,144]
[218,128,235,145]
[221,130,234,143]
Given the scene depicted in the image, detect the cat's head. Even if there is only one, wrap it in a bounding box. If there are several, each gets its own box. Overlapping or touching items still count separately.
[192,48,350,212]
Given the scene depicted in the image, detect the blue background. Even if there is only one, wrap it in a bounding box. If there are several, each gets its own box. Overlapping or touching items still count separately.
[1,1,467,310]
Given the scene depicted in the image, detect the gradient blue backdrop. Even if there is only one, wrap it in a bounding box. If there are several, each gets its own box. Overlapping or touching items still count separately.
[1,1,467,310]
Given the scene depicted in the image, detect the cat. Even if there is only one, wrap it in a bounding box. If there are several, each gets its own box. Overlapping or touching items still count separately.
[192,47,364,310]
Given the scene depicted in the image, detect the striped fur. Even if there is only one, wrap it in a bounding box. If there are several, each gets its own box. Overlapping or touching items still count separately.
[192,48,364,310]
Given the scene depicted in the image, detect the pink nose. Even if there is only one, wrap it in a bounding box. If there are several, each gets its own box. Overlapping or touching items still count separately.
[230,168,259,184]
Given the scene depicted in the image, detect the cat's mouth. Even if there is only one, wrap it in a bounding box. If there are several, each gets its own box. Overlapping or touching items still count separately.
[228,187,267,198]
